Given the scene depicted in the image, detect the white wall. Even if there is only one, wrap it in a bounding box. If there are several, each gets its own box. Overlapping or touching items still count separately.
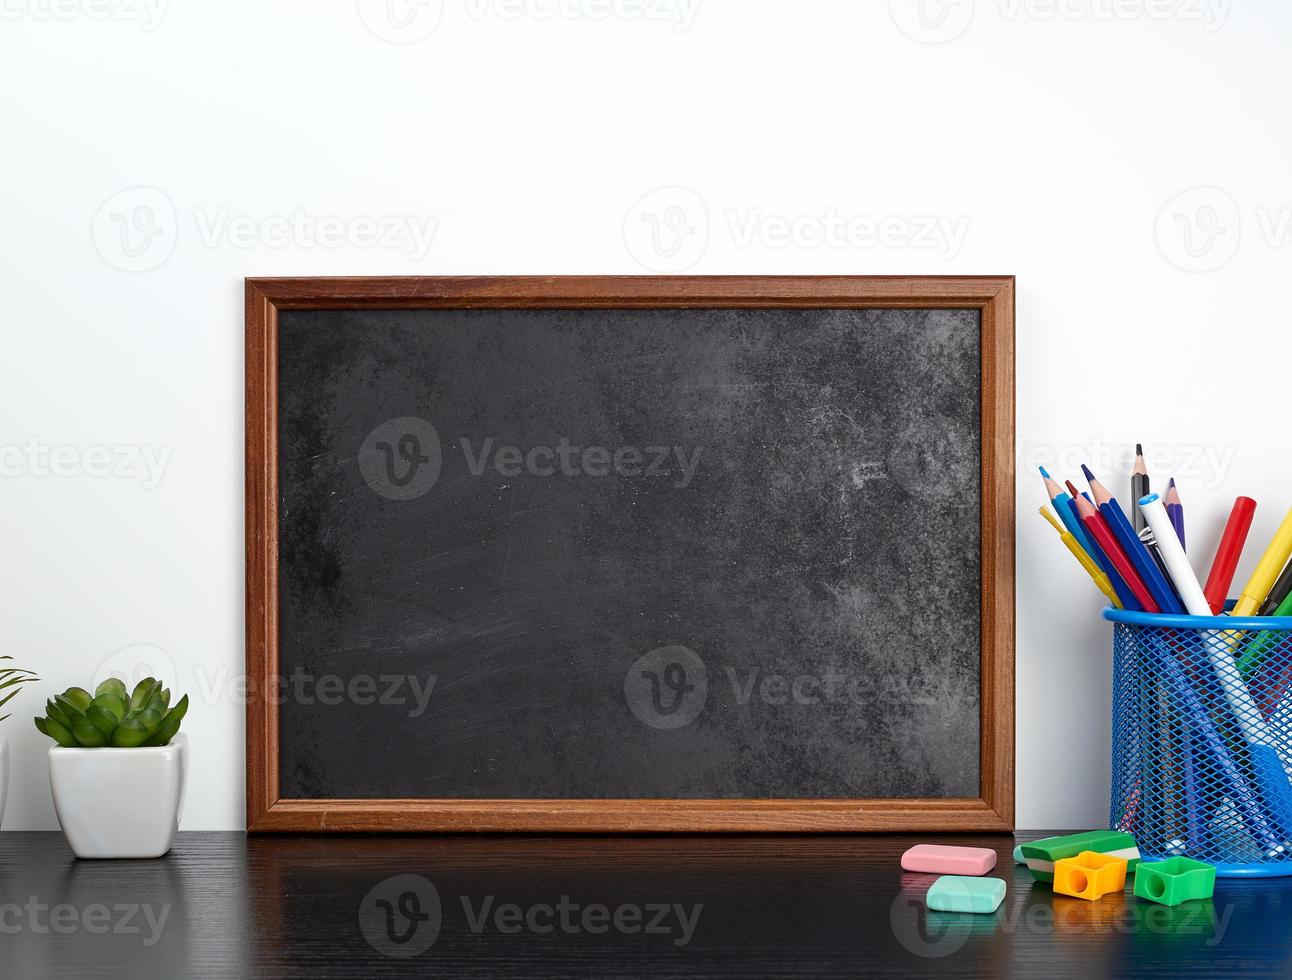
[2,0,1288,831]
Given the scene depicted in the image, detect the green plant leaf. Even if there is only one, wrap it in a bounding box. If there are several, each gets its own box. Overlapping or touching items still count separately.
[54,694,88,723]
[134,707,164,734]
[167,693,189,724]
[129,678,158,713]
[144,713,182,746]
[44,699,72,730]
[157,688,171,712]
[85,704,119,738]
[36,716,77,747]
[0,656,38,686]
[110,717,151,747]
[72,723,107,748]
[91,694,127,723]
[95,678,129,702]
[0,672,37,691]
[62,687,93,713]
[144,694,189,746]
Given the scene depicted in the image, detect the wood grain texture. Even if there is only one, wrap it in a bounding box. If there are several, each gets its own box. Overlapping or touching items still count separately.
[246,279,281,829]
[246,276,1015,833]
[250,798,1010,833]
[2,831,1276,979]
[248,275,1013,309]
[979,278,1016,831]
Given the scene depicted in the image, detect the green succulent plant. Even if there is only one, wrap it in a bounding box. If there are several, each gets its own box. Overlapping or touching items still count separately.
[34,677,188,748]
[1,656,39,723]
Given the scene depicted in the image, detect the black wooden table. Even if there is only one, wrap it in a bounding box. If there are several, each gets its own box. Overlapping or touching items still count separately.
[1,832,1289,978]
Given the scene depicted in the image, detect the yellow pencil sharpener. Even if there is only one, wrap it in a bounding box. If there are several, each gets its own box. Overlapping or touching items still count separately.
[1052,850,1128,900]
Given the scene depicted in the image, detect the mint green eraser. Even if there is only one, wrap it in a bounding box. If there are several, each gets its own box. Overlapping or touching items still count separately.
[1013,845,1025,864]
[926,875,1006,914]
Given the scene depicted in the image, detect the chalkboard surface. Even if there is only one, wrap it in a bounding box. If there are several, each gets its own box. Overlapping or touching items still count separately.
[275,305,982,801]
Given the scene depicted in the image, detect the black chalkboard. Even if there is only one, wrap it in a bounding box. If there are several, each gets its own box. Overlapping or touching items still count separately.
[247,276,1014,832]
[275,305,982,800]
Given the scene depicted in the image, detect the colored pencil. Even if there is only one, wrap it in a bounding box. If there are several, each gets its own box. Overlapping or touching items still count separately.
[1084,464,1185,615]
[1039,505,1123,608]
[1132,444,1150,534]
[1039,466,1098,560]
[1074,493,1158,612]
[1165,478,1185,550]
[1062,480,1141,610]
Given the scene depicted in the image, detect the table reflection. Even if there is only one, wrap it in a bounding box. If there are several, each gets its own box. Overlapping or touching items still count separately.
[2,833,1290,978]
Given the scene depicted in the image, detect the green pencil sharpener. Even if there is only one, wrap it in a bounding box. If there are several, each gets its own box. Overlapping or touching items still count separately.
[1132,857,1216,906]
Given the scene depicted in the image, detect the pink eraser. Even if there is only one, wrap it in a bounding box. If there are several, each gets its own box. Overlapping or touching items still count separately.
[900,844,998,876]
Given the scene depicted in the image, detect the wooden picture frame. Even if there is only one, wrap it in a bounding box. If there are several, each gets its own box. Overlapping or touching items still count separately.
[246,275,1015,832]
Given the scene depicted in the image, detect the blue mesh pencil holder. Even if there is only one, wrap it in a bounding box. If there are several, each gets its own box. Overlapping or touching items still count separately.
[1106,605,1292,876]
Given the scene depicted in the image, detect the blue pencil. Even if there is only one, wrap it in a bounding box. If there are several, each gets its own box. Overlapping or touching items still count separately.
[1039,467,1099,559]
[1083,464,1186,615]
[1166,477,1186,550]
[1063,478,1141,611]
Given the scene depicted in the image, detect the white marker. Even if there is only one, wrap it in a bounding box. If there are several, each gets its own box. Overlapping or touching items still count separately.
[1142,492,1272,745]
[1139,493,1209,616]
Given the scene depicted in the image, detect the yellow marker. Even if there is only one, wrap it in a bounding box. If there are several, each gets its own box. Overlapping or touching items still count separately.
[1231,507,1292,617]
[1039,506,1122,608]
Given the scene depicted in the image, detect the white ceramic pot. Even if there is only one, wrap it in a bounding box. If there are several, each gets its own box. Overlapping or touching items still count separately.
[49,734,187,859]
[0,735,8,829]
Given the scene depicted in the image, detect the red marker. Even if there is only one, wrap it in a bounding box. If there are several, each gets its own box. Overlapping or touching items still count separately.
[1074,494,1159,613]
[1203,496,1257,614]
